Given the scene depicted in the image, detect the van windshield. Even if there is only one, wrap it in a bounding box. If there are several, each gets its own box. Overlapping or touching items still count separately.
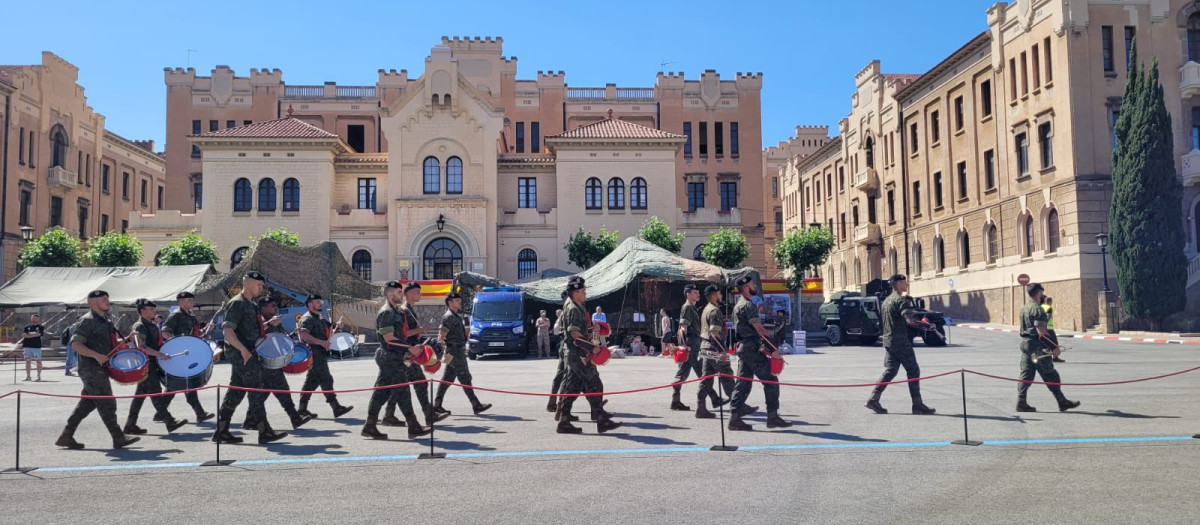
[473,301,522,321]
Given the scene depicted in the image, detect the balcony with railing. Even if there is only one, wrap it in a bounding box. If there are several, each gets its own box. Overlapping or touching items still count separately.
[853,223,881,245]
[331,207,388,230]
[284,85,377,99]
[499,207,556,227]
[853,167,878,193]
[680,207,742,227]
[566,86,656,102]
[1181,62,1200,98]
[47,166,78,194]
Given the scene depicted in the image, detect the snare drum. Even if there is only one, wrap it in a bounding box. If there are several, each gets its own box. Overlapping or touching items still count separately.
[159,336,215,391]
[108,347,150,385]
[328,332,357,359]
[283,344,313,375]
[255,332,295,370]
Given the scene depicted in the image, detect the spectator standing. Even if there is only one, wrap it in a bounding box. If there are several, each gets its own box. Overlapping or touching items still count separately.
[535,310,552,358]
[19,314,45,381]
[592,306,608,347]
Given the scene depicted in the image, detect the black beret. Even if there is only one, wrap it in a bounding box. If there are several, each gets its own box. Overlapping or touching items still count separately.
[683,284,698,293]
[704,284,720,296]
[135,298,156,309]
[736,275,755,287]
[305,294,322,303]
[404,282,422,293]
[567,280,586,292]
[889,274,907,284]
[1027,283,1045,296]
[384,280,403,291]
[176,291,195,300]
[87,290,108,299]
[244,270,266,282]
[256,296,278,307]
[569,276,586,285]
[445,292,462,304]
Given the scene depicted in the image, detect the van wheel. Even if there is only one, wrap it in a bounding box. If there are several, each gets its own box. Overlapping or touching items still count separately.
[921,331,947,347]
[825,325,843,346]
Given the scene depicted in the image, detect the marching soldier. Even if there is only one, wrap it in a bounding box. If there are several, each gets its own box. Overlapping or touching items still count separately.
[124,298,188,435]
[362,281,432,440]
[389,282,451,425]
[251,296,314,430]
[161,291,215,423]
[554,276,621,434]
[211,271,288,445]
[296,294,354,419]
[696,285,734,419]
[727,276,791,431]
[547,296,568,415]
[55,290,140,450]
[865,275,936,415]
[669,284,703,411]
[1017,283,1081,413]
[433,292,492,415]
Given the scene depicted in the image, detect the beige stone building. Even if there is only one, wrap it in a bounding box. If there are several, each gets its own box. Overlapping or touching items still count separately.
[152,37,778,276]
[782,0,1200,331]
[0,52,167,280]
[761,126,832,276]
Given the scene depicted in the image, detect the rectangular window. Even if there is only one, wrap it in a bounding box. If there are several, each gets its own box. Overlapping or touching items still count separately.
[19,190,31,226]
[839,213,847,240]
[698,122,708,156]
[102,164,110,192]
[719,182,737,211]
[981,80,993,117]
[1009,59,1018,101]
[930,111,940,143]
[121,220,128,233]
[1111,108,1122,150]
[226,120,236,129]
[912,182,921,215]
[1016,132,1030,176]
[77,205,88,239]
[715,122,724,157]
[687,182,705,211]
[85,154,91,186]
[984,149,996,190]
[209,120,218,132]
[1125,26,1136,69]
[683,122,693,156]
[954,97,964,131]
[910,123,919,153]
[158,186,164,209]
[1102,26,1115,73]
[100,214,108,234]
[28,131,34,167]
[77,152,83,183]
[358,178,377,210]
[957,162,968,200]
[933,172,943,208]
[1038,122,1053,168]
[192,120,202,157]
[518,178,537,209]
[531,122,540,154]
[122,172,130,200]
[886,188,896,223]
[730,122,739,156]
[50,197,62,228]
[347,124,365,153]
[771,177,778,198]
[1020,51,1029,96]
[140,179,148,206]
[243,120,252,126]
[1044,37,1053,82]
[194,182,203,210]
[1032,44,1041,89]
[515,122,525,153]
[18,127,24,165]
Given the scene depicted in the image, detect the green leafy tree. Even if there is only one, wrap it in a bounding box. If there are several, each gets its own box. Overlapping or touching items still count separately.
[564,227,619,269]
[18,227,82,268]
[637,216,686,253]
[1110,44,1187,329]
[772,226,836,290]
[253,227,299,247]
[702,228,750,269]
[85,232,144,267]
[157,231,220,266]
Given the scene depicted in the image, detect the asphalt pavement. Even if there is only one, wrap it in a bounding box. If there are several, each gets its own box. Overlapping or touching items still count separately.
[1,326,1198,524]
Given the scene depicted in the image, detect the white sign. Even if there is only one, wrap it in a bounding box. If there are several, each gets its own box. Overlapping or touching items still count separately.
[792,330,807,354]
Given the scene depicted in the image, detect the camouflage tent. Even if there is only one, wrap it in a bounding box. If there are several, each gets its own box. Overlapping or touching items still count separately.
[196,239,381,304]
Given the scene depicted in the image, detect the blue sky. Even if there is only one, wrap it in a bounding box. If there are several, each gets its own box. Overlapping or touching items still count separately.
[4,0,997,151]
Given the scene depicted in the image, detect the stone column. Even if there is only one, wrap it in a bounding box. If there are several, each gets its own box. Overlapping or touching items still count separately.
[1097,290,1120,334]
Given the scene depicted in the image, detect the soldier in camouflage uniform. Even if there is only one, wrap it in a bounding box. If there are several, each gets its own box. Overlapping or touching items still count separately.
[211,271,288,445]
[1017,283,1080,413]
[554,277,621,434]
[248,296,314,430]
[383,282,450,425]
[55,290,140,450]
[124,298,188,435]
[696,285,734,419]
[296,294,354,419]
[669,284,704,411]
[865,275,935,415]
[433,292,492,415]
[546,296,568,414]
[361,281,431,440]
[728,276,791,431]
[161,291,215,423]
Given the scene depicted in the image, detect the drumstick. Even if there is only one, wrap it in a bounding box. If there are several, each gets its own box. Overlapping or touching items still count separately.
[165,349,191,358]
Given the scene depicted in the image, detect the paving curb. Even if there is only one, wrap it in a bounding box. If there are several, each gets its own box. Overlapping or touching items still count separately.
[956,323,1200,346]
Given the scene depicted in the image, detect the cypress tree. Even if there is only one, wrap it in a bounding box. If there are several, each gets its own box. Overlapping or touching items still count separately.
[1109,43,1187,329]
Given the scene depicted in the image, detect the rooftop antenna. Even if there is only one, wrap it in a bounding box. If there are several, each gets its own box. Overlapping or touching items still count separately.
[187,49,199,69]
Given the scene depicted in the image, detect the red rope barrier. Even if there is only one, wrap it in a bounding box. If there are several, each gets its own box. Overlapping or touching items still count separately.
[715,369,962,388]
[224,378,430,395]
[424,375,713,397]
[963,364,1200,386]
[18,384,217,400]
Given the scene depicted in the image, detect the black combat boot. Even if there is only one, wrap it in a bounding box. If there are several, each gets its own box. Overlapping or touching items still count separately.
[123,422,148,435]
[194,411,215,423]
[433,403,452,417]
[911,395,936,415]
[163,416,189,433]
[55,433,84,450]
[257,422,288,445]
[331,403,354,418]
[380,415,406,427]
[766,411,793,428]
[1016,398,1037,412]
[152,414,165,422]
[472,402,493,415]
[556,420,583,434]
[406,417,432,439]
[546,398,558,413]
[298,398,317,419]
[212,420,243,444]
[555,409,580,422]
[670,391,691,411]
[289,411,314,430]
[695,398,716,419]
[710,392,730,407]
[1057,398,1081,412]
[865,388,888,414]
[596,414,622,434]
[733,404,759,418]
[728,416,753,431]
[112,435,141,449]
[361,417,388,440]
[424,406,450,426]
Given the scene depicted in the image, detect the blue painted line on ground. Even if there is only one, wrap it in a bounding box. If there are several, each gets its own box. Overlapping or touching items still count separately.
[24,435,1197,473]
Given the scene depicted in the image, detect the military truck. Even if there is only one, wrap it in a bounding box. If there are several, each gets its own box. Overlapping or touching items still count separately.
[818,279,947,347]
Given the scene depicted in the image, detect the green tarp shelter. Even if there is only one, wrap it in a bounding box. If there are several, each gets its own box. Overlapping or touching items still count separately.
[0,265,214,307]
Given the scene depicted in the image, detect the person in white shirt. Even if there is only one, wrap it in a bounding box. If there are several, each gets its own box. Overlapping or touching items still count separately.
[592,307,608,347]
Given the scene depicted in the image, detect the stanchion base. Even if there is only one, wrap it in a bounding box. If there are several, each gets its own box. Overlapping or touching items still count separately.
[200,459,236,467]
[710,445,739,452]
[418,453,446,459]
[1193,434,1200,439]
[951,439,982,446]
[2,467,37,473]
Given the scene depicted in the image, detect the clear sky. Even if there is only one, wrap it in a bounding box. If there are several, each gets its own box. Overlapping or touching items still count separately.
[3,0,998,152]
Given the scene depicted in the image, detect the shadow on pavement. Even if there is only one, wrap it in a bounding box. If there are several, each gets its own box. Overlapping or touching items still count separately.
[289,428,353,438]
[608,433,697,446]
[104,447,186,462]
[617,421,690,431]
[1062,410,1181,419]
[158,431,212,443]
[261,442,348,456]
[931,413,1039,423]
[425,439,496,451]
[800,431,888,443]
[435,425,505,435]
[465,414,536,423]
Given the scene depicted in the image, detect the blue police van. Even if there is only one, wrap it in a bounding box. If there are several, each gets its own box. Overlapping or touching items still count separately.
[467,287,527,359]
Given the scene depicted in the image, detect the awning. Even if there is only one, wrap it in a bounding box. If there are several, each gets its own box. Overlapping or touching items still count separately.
[0,265,215,307]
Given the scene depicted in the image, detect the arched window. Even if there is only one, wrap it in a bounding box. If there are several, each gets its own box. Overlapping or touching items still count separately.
[585,178,602,210]
[446,156,463,194]
[840,262,848,288]
[828,264,835,289]
[934,238,946,272]
[912,243,923,276]
[423,156,441,194]
[423,237,463,279]
[517,248,538,279]
[986,224,999,264]
[282,178,300,211]
[608,177,625,209]
[888,248,898,275]
[1023,215,1036,257]
[231,246,249,266]
[258,179,277,212]
[1189,11,1200,62]
[352,249,372,281]
[853,258,862,286]
[958,231,971,268]
[1046,209,1060,253]
[630,177,648,209]
[693,244,705,262]
[864,136,875,169]
[50,124,69,169]
[233,178,252,212]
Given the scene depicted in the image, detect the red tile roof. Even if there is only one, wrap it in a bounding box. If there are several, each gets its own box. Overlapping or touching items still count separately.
[549,117,685,140]
[195,118,338,139]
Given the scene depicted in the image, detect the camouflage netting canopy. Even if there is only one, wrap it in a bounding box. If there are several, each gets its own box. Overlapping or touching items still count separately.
[196,240,381,304]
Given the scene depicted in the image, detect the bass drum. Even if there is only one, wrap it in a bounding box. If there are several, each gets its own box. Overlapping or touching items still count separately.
[159,336,216,391]
[108,347,149,385]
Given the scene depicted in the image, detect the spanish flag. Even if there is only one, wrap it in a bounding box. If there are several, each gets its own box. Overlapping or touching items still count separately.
[402,280,454,299]
[800,278,824,294]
